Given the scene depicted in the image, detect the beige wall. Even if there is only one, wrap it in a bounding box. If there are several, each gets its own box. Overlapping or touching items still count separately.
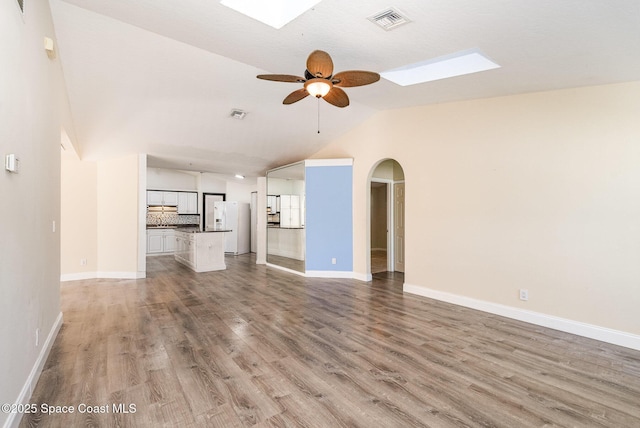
[312,81,640,337]
[0,0,69,424]
[97,155,141,275]
[61,154,142,279]
[61,150,98,276]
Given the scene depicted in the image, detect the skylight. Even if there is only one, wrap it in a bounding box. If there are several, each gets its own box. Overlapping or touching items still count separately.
[381,49,500,86]
[220,0,321,29]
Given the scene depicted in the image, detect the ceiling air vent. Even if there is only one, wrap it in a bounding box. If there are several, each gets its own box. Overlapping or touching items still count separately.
[230,108,247,120]
[368,7,410,31]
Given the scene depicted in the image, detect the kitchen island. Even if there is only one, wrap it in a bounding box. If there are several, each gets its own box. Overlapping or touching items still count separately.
[174,229,230,272]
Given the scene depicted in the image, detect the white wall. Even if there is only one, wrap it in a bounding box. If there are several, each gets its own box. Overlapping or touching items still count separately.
[226,180,255,203]
[199,172,227,193]
[256,177,267,264]
[312,82,640,346]
[147,167,198,191]
[0,1,70,425]
[268,178,303,195]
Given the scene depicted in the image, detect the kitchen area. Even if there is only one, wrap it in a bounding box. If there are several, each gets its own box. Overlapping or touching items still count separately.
[145,175,251,272]
[144,159,350,278]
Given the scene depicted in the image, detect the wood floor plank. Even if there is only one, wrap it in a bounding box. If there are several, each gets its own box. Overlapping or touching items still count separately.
[20,254,640,428]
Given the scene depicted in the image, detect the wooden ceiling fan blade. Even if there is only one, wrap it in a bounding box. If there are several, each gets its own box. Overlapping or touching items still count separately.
[332,71,380,87]
[257,74,305,83]
[323,87,349,108]
[283,88,310,105]
[306,50,334,79]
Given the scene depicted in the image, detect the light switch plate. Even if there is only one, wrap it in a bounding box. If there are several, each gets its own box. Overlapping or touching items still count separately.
[5,154,18,172]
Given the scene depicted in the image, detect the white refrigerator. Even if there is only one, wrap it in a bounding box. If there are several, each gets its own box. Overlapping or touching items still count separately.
[211,201,251,255]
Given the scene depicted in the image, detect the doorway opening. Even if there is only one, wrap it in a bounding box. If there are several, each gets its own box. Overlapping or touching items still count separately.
[369,159,405,279]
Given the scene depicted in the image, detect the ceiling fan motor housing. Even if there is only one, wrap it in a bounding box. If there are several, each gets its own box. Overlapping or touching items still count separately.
[304,78,333,98]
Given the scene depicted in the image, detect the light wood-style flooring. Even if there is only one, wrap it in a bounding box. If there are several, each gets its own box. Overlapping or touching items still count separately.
[21,254,640,427]
[370,250,388,274]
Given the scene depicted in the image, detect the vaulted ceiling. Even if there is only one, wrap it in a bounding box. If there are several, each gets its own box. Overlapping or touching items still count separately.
[50,0,640,178]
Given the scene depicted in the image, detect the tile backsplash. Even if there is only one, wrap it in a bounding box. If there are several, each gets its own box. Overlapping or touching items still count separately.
[147,213,200,226]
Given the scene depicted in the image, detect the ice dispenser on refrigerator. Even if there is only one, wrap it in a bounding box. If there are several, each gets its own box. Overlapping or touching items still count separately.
[211,201,251,255]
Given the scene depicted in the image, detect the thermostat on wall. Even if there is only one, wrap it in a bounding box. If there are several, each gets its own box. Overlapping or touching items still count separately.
[5,154,19,173]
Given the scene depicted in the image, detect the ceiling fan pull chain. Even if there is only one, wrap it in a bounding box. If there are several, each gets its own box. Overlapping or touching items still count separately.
[317,97,321,134]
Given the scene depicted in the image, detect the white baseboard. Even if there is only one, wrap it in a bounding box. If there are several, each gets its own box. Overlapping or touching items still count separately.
[353,272,373,282]
[403,283,640,351]
[96,271,143,279]
[266,264,368,281]
[5,312,63,428]
[60,272,96,282]
[305,270,356,279]
[61,271,144,281]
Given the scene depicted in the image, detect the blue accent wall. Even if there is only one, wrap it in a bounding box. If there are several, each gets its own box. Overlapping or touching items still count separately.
[305,165,353,272]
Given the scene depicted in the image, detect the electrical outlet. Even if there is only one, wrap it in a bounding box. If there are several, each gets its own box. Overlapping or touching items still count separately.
[80,258,87,266]
[519,289,529,301]
[52,220,56,233]
[35,328,40,347]
[331,258,337,265]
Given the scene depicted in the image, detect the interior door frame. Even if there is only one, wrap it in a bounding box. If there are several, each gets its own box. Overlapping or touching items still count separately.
[371,178,394,272]
[393,180,405,273]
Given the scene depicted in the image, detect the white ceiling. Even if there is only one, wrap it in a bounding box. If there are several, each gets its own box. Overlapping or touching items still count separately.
[50,0,640,178]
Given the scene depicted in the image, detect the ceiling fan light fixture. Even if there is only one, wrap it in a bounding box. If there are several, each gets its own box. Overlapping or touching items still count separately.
[305,78,332,98]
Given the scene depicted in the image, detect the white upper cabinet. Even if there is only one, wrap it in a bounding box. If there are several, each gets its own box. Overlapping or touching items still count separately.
[280,195,301,228]
[147,191,164,205]
[178,192,198,214]
[162,191,178,206]
[147,191,178,206]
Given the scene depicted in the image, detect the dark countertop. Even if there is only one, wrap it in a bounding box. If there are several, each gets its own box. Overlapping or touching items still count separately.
[175,228,232,234]
[147,224,199,230]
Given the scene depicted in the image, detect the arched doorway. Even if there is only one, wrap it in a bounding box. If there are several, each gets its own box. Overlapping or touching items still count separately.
[368,159,405,279]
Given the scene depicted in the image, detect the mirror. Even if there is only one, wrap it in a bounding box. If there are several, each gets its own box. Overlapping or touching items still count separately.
[266,162,306,272]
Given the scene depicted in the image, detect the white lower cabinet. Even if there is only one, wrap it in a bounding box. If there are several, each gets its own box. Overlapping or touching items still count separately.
[164,233,176,252]
[174,232,193,264]
[146,229,176,254]
[174,230,227,272]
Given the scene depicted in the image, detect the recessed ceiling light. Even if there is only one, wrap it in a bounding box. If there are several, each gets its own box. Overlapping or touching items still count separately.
[381,49,500,86]
[235,174,245,179]
[220,0,321,29]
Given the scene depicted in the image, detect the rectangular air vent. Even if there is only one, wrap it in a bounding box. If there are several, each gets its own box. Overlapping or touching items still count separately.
[368,7,410,31]
[230,109,247,120]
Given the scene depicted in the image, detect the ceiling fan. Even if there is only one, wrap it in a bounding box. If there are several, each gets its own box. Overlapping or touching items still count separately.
[257,50,380,108]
